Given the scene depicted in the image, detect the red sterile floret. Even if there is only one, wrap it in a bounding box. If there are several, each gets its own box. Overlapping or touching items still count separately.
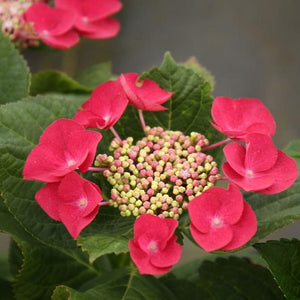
[35,171,102,238]
[23,119,102,182]
[128,214,182,275]
[223,134,298,194]
[73,80,128,129]
[188,184,257,252]
[211,96,276,140]
[119,73,173,111]
[23,3,79,49]
[55,0,122,39]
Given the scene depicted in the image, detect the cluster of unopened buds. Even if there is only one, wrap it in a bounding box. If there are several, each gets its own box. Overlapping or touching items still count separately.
[0,0,122,49]
[23,72,298,275]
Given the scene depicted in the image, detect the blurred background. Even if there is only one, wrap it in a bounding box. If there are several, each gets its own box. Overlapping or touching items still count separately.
[1,0,299,261]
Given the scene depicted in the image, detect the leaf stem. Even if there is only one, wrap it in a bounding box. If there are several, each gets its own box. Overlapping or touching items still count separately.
[201,138,231,151]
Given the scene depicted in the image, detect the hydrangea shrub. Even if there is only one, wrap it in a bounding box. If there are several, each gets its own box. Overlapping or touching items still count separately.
[0,23,299,299]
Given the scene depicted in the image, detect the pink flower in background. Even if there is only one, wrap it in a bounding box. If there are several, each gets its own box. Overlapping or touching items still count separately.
[223,134,298,194]
[73,80,128,129]
[23,3,79,49]
[119,73,173,111]
[128,214,182,275]
[211,96,276,140]
[23,119,102,182]
[36,172,103,238]
[55,0,122,39]
[188,184,257,252]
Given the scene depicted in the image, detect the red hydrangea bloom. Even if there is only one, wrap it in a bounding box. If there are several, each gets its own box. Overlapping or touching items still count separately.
[73,80,128,129]
[119,73,173,111]
[188,184,257,252]
[223,134,298,194]
[23,119,102,182]
[23,3,79,49]
[211,96,276,140]
[128,214,182,275]
[36,171,102,238]
[55,0,122,39]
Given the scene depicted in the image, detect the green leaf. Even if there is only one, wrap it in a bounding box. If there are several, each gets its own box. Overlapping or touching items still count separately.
[181,57,215,91]
[30,70,92,96]
[115,52,223,161]
[0,278,14,299]
[246,178,300,245]
[75,62,112,89]
[0,31,30,104]
[254,239,300,300]
[13,242,98,300]
[170,247,266,283]
[52,267,175,300]
[284,139,300,170]
[195,256,284,299]
[77,206,134,263]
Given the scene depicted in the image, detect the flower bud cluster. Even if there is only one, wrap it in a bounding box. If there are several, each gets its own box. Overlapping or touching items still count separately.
[97,126,221,219]
[0,0,44,48]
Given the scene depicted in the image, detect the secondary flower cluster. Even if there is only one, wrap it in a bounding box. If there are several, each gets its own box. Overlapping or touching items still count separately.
[1,0,122,49]
[23,71,298,276]
[0,0,46,48]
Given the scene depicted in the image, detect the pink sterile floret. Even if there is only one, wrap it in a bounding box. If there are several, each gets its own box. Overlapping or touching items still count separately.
[55,0,122,39]
[35,171,103,238]
[119,73,173,111]
[223,134,298,194]
[188,183,257,252]
[128,214,182,275]
[23,3,79,49]
[23,119,102,182]
[211,96,276,140]
[73,80,128,129]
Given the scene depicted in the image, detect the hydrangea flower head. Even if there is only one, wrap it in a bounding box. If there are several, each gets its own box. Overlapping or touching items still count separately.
[36,171,103,238]
[223,134,298,194]
[211,96,276,140]
[188,183,257,252]
[23,119,102,182]
[128,214,182,275]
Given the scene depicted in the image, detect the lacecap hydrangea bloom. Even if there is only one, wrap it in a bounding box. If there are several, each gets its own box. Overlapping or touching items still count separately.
[1,0,122,49]
[23,72,298,275]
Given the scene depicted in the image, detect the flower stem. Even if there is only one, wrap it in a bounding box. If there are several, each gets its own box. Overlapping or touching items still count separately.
[220,176,229,181]
[201,138,231,151]
[99,201,110,206]
[138,109,146,130]
[110,126,122,142]
[88,167,107,172]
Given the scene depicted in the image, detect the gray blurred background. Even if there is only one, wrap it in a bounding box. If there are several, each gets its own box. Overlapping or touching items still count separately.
[1,0,299,260]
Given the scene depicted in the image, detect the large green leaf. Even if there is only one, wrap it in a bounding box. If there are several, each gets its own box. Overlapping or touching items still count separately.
[0,31,30,104]
[13,242,98,300]
[52,267,175,300]
[77,206,134,263]
[30,70,92,96]
[75,62,112,89]
[192,256,284,299]
[254,239,300,300]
